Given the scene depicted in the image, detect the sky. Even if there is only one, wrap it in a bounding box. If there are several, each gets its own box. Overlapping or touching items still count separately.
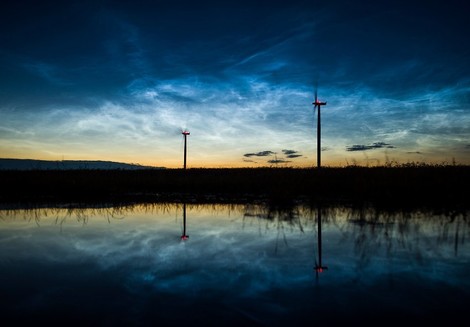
[1,0,469,168]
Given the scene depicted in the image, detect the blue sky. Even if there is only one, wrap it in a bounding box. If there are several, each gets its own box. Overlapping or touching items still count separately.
[1,0,469,167]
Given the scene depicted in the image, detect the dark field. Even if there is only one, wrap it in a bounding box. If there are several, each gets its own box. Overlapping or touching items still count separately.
[1,165,469,210]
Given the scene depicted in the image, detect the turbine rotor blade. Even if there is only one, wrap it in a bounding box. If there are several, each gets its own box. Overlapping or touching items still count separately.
[314,79,319,102]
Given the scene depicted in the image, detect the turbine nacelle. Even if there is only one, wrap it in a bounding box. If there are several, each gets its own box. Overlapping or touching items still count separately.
[182,130,190,136]
[315,265,328,273]
[313,100,327,106]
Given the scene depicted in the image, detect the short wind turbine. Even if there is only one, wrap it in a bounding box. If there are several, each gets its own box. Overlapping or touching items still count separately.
[181,129,190,169]
[313,87,327,168]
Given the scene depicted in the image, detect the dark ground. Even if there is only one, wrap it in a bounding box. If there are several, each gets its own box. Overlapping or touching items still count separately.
[1,165,469,212]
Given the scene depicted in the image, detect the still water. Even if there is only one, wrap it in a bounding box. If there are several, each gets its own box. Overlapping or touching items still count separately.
[0,203,468,326]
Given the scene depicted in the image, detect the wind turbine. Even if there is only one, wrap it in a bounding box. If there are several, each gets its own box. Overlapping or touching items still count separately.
[313,86,327,168]
[181,129,190,169]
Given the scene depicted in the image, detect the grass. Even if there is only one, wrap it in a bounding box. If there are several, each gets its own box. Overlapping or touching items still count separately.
[0,164,469,210]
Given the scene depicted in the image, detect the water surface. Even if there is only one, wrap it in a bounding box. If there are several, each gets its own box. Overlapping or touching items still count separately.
[0,204,468,325]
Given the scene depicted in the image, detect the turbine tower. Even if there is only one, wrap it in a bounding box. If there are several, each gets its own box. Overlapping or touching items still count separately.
[313,87,327,168]
[182,129,190,169]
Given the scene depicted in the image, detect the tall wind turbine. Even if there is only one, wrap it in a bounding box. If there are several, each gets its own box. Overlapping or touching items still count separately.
[181,129,190,169]
[313,87,327,168]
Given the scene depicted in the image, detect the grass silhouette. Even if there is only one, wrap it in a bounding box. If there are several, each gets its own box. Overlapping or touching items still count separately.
[1,163,469,210]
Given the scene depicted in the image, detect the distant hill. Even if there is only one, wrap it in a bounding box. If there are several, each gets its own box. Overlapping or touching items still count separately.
[0,158,165,170]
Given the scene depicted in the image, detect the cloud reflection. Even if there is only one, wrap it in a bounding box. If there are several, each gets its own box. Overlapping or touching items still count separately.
[0,203,469,324]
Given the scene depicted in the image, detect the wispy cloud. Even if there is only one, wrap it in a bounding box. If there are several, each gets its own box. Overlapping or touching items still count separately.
[268,159,290,164]
[244,151,275,158]
[22,61,73,86]
[282,149,297,155]
[282,149,302,158]
[346,142,396,152]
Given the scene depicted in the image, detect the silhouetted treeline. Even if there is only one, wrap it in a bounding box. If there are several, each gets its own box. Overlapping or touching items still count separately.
[1,166,469,210]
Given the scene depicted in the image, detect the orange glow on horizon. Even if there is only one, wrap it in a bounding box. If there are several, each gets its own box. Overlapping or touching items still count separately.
[2,144,469,169]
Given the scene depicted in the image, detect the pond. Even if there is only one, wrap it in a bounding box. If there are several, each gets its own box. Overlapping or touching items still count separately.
[0,203,468,325]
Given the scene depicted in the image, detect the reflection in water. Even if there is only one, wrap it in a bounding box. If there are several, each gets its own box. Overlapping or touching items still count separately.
[314,206,328,280]
[181,203,189,240]
[0,203,469,325]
